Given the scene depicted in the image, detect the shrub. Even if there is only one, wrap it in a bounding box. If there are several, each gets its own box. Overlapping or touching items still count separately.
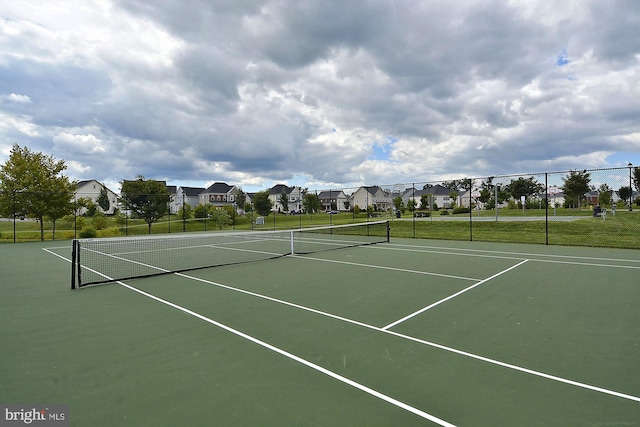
[452,207,471,214]
[440,210,450,215]
[75,217,86,230]
[79,227,97,238]
[93,215,108,230]
[98,227,121,238]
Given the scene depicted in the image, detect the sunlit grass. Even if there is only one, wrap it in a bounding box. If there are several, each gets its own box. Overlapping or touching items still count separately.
[2,209,639,249]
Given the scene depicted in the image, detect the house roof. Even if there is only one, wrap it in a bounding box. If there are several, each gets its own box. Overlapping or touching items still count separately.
[179,186,205,196]
[360,185,384,195]
[423,185,452,196]
[76,179,94,188]
[269,184,294,195]
[402,188,429,198]
[203,182,234,194]
[75,179,117,195]
[318,190,346,198]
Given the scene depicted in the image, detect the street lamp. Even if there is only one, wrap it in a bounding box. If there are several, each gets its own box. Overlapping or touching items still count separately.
[629,163,633,212]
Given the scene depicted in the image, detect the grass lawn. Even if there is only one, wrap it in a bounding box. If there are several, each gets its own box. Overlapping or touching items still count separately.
[2,208,639,249]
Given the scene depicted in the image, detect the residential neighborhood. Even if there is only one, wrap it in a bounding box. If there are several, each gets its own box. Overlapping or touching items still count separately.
[70,178,640,218]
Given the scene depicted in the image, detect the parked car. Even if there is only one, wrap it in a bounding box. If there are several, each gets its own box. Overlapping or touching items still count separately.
[288,209,303,215]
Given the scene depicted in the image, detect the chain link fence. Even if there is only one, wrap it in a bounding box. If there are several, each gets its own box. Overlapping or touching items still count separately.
[2,166,639,248]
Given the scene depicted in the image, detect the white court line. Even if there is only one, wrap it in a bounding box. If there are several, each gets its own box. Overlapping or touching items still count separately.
[369,244,640,270]
[45,248,454,424]
[44,247,640,404]
[174,270,640,404]
[43,247,72,261]
[381,260,530,330]
[117,279,456,426]
[374,243,640,267]
[293,254,480,281]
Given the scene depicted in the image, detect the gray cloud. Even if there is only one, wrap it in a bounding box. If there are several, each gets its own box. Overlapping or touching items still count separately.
[1,0,639,192]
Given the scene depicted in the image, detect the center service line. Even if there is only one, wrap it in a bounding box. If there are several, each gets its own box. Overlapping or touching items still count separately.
[382,259,530,330]
[116,280,457,427]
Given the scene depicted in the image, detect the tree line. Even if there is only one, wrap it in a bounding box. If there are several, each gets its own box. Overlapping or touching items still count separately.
[2,144,639,240]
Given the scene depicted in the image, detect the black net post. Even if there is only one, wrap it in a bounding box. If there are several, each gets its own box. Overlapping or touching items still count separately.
[71,240,79,289]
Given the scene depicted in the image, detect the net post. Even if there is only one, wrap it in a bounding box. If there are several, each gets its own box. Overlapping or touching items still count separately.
[71,240,77,289]
[290,230,295,255]
[386,220,390,242]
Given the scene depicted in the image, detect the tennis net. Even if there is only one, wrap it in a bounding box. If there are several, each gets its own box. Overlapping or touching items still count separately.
[71,220,389,288]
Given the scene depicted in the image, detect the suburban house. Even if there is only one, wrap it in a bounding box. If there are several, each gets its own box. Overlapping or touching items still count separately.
[199,182,239,208]
[74,179,119,215]
[174,186,205,212]
[318,190,349,212]
[402,185,454,210]
[166,185,177,213]
[268,184,303,212]
[351,186,392,212]
[401,187,429,210]
[545,191,567,208]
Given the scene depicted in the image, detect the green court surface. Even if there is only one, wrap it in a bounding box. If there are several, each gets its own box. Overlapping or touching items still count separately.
[1,236,639,426]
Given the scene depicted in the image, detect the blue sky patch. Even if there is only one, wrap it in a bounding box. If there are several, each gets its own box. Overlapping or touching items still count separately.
[369,136,397,161]
[557,49,570,66]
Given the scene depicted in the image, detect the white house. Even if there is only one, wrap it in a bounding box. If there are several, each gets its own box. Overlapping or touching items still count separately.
[318,190,349,212]
[402,185,454,210]
[74,180,119,215]
[269,184,303,212]
[351,186,392,212]
[174,186,205,212]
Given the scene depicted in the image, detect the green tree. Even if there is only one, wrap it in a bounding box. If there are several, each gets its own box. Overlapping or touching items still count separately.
[597,184,612,207]
[97,184,111,213]
[0,144,75,240]
[86,200,98,217]
[194,203,209,219]
[420,194,432,210]
[209,208,231,229]
[561,171,591,208]
[253,191,273,216]
[393,196,403,211]
[302,192,321,214]
[478,189,492,205]
[509,177,544,207]
[235,188,246,211]
[120,176,169,234]
[177,203,193,220]
[618,186,632,205]
[279,191,289,212]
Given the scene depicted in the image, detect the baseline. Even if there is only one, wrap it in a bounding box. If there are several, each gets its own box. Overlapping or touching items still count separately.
[44,248,640,404]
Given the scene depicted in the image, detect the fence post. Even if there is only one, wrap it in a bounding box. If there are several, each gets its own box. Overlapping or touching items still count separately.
[469,180,473,241]
[12,190,16,243]
[545,173,549,245]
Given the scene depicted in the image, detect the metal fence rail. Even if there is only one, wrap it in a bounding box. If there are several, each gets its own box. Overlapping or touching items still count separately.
[2,166,639,249]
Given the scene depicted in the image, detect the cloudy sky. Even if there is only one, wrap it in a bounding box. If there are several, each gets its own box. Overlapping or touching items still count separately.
[1,0,639,192]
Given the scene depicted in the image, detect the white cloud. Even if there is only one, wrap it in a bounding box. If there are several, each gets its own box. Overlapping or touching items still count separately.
[0,0,639,190]
[52,132,106,154]
[1,93,31,103]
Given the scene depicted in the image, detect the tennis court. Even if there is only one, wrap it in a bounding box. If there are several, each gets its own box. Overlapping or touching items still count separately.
[1,225,639,426]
